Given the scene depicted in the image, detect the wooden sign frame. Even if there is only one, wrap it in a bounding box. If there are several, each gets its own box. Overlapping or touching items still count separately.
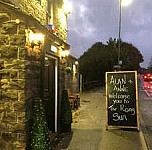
[105,71,139,130]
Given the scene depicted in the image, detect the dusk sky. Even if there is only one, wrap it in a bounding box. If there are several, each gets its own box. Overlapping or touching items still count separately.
[67,0,152,68]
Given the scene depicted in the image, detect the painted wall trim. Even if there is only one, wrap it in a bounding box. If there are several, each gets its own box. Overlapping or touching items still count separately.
[45,54,58,132]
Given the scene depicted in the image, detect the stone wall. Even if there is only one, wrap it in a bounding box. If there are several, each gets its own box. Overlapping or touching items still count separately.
[65,73,79,95]
[0,1,70,149]
[1,0,68,42]
[4,0,47,25]
[0,11,42,150]
[3,0,68,42]
[64,57,79,95]
[53,2,67,42]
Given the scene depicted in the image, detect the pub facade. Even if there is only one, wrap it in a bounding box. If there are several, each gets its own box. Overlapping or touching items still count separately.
[0,0,72,149]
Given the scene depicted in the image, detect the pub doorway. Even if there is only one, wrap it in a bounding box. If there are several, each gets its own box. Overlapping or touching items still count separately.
[43,55,58,133]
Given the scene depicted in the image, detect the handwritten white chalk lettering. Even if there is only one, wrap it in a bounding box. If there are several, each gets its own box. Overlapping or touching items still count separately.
[113,85,128,92]
[128,79,133,84]
[113,99,122,104]
[110,75,126,85]
[107,73,137,125]
[124,99,129,103]
[113,113,127,121]
[109,106,117,111]
[120,104,135,115]
[109,93,130,99]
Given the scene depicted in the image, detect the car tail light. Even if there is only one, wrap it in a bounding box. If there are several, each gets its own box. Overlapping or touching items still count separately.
[149,76,152,79]
[144,75,147,79]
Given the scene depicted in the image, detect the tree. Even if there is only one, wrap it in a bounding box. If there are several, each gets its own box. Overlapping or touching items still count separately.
[31,98,51,150]
[79,38,144,87]
[79,42,102,84]
[79,42,115,85]
[60,90,72,132]
[120,42,143,70]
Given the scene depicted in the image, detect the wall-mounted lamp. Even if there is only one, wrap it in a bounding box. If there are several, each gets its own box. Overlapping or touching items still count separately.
[75,61,78,65]
[60,50,70,58]
[29,32,44,48]
[60,49,70,64]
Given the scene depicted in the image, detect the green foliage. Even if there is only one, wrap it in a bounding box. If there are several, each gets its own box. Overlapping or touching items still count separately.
[120,42,143,70]
[79,38,144,85]
[60,90,72,132]
[31,98,51,150]
[65,67,72,74]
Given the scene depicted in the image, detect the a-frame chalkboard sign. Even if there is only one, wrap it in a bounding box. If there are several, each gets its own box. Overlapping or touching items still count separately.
[105,71,139,130]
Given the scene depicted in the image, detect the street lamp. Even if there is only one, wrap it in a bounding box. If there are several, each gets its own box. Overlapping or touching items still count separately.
[122,0,132,6]
[118,0,132,66]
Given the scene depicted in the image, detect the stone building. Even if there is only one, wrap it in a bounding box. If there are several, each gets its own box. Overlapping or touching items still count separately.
[65,55,79,95]
[0,0,71,149]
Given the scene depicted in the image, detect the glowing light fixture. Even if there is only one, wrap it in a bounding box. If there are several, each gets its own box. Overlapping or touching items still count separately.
[61,50,70,58]
[51,45,57,53]
[73,64,76,74]
[122,0,132,7]
[29,33,44,43]
[75,61,78,65]
[28,32,44,48]
[118,0,132,66]
[45,57,48,60]
[63,0,72,14]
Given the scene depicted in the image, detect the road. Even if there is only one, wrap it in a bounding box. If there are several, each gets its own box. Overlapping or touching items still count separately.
[139,78,152,150]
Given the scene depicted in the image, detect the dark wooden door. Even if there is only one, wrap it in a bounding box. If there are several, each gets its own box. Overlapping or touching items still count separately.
[44,58,55,132]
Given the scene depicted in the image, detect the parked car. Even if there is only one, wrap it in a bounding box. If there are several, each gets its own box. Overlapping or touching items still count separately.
[143,73,152,81]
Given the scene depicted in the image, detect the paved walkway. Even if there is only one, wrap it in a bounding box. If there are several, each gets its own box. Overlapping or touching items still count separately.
[55,88,147,150]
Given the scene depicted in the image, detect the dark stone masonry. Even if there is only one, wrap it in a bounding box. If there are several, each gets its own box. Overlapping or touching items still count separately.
[0,0,75,149]
[0,11,42,150]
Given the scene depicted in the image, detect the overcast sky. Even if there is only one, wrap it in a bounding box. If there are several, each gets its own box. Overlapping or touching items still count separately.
[67,0,152,68]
